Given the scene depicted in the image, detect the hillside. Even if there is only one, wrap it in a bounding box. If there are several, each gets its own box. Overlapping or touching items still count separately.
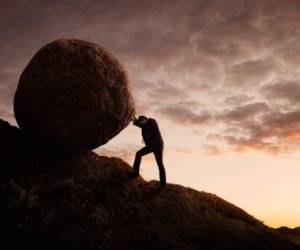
[276,227,300,246]
[0,119,299,250]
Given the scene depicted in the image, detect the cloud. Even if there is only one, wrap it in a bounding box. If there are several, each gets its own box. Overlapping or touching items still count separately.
[222,94,253,106]
[262,81,300,105]
[217,102,269,123]
[214,108,300,155]
[174,146,195,155]
[95,145,139,162]
[225,59,278,88]
[147,80,188,101]
[203,144,224,156]
[158,104,212,126]
[96,144,162,162]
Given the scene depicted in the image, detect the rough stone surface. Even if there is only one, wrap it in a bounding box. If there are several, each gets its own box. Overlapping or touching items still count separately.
[14,39,135,152]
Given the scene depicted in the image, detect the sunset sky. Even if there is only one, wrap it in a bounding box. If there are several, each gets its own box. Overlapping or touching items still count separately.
[1,0,300,228]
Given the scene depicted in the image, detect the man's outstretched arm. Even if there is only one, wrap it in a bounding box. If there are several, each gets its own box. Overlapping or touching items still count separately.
[133,117,143,128]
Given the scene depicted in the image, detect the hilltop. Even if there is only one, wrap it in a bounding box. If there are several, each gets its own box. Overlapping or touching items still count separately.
[276,227,300,246]
[0,119,299,250]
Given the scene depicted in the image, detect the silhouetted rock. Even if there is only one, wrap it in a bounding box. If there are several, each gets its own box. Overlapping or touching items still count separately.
[276,227,300,246]
[0,120,299,250]
[14,39,135,152]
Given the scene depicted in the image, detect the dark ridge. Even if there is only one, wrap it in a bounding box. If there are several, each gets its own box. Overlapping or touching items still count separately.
[0,119,299,250]
[276,227,300,246]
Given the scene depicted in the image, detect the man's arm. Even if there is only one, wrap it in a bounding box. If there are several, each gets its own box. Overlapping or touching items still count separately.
[133,118,144,128]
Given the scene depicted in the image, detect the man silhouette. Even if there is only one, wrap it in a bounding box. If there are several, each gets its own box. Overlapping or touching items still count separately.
[132,115,166,187]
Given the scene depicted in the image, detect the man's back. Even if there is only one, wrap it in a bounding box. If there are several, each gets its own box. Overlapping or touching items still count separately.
[141,118,164,149]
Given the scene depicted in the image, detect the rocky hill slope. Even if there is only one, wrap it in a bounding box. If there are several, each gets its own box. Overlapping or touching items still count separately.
[0,119,299,250]
[276,227,300,246]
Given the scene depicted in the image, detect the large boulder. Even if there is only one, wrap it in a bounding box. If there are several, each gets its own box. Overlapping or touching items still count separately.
[14,39,135,152]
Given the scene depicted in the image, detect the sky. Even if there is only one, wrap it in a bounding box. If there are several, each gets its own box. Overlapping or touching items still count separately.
[1,0,300,228]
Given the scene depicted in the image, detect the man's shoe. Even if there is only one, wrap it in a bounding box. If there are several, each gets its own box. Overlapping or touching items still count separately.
[159,182,166,188]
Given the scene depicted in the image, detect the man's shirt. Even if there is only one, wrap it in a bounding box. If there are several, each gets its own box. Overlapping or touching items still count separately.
[133,118,164,150]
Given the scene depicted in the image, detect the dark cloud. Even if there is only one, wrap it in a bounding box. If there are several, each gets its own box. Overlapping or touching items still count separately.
[217,102,269,123]
[158,104,212,126]
[222,94,253,106]
[262,81,300,104]
[147,80,187,101]
[225,59,277,88]
[213,108,300,155]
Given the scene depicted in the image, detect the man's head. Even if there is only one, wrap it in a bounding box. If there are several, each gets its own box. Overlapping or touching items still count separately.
[138,115,148,124]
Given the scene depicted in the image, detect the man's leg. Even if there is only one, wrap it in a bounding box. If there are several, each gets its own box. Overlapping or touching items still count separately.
[132,147,153,175]
[154,149,166,186]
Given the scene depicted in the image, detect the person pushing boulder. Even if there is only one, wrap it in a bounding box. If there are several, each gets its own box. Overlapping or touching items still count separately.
[132,115,166,187]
